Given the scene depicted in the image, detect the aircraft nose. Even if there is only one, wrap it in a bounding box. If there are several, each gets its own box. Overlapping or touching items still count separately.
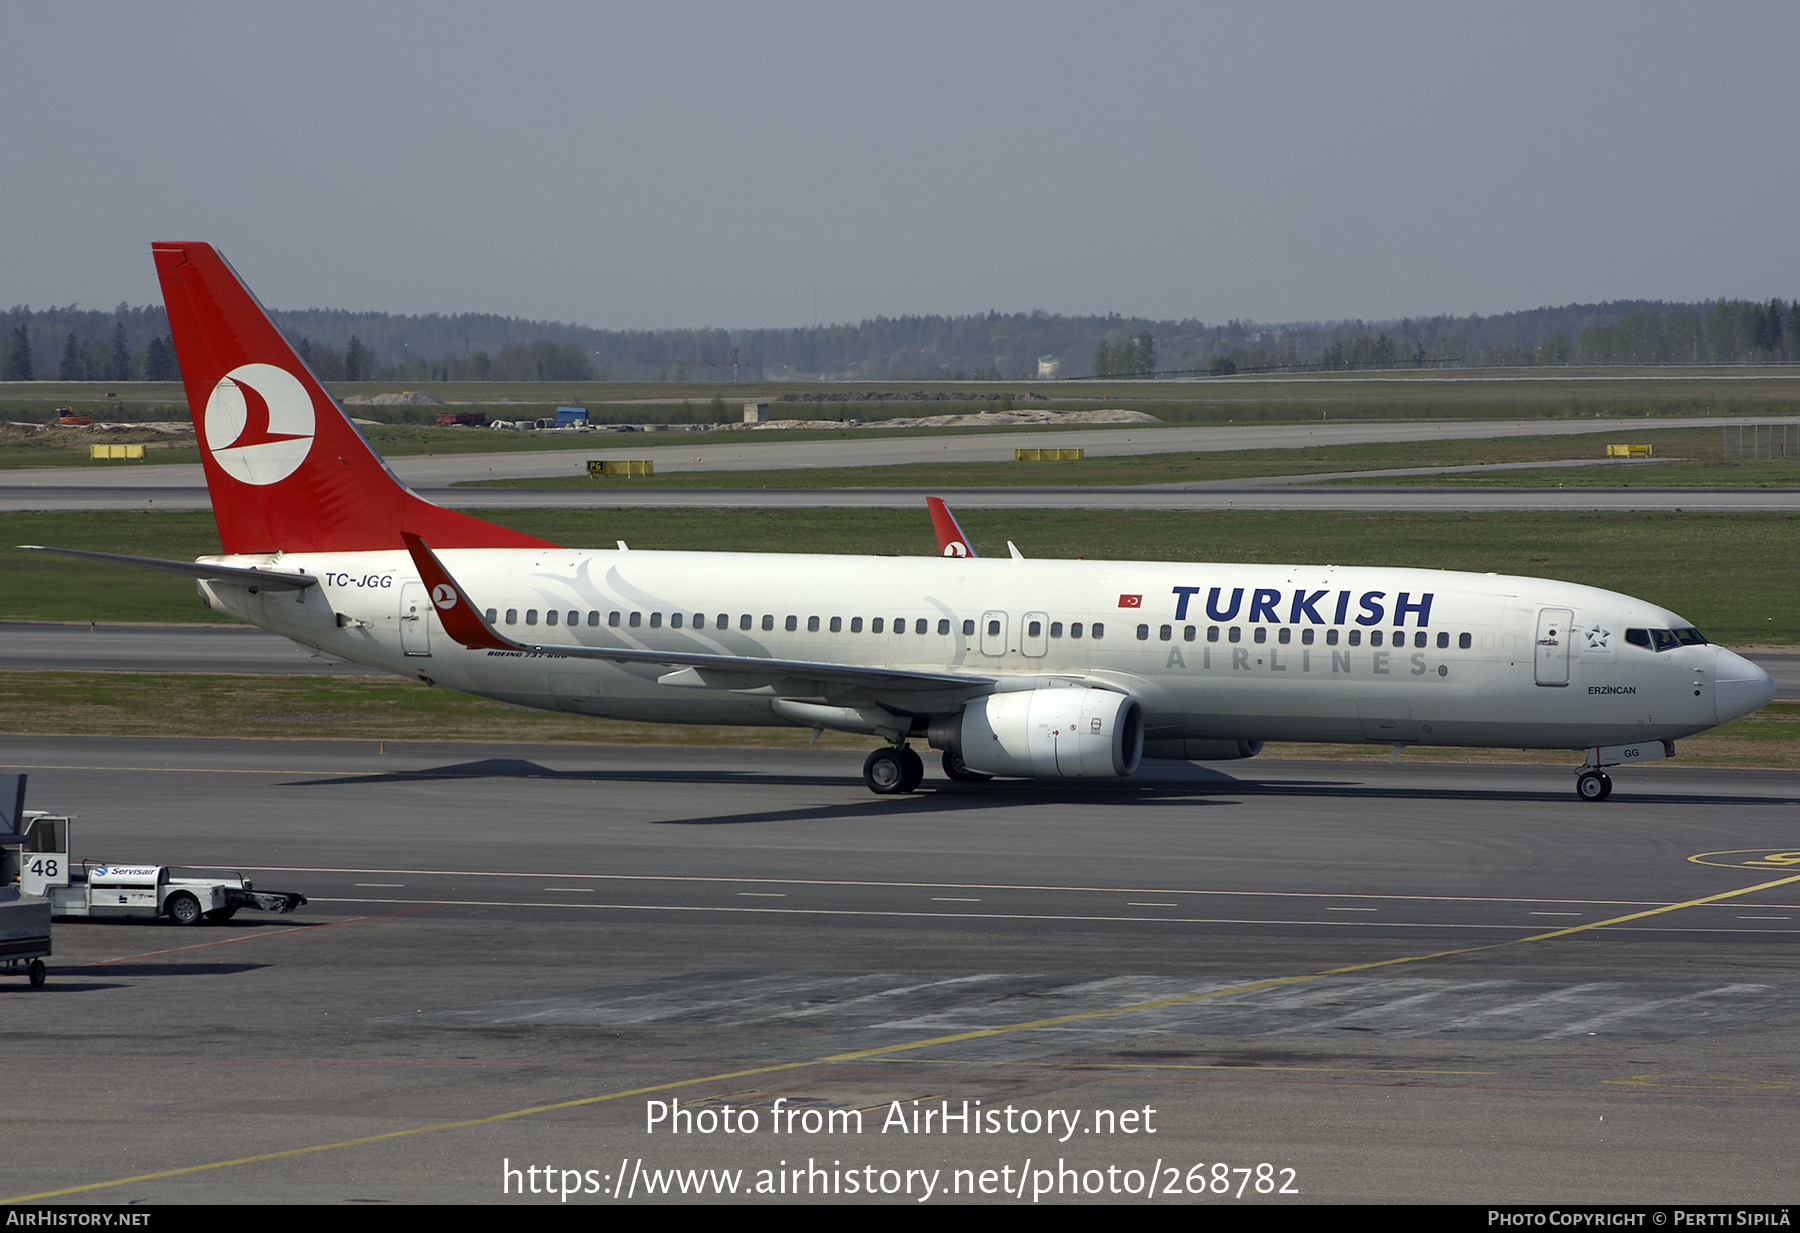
[1714,648,1777,724]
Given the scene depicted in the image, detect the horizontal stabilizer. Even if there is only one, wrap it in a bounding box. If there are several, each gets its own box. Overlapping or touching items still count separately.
[18,545,317,590]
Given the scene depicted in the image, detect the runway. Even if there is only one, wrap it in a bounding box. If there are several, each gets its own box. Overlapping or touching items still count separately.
[4,414,1798,512]
[5,735,1798,1204]
[10,482,1800,515]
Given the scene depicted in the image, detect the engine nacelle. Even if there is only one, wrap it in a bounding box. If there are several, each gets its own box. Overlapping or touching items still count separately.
[941,688,1144,779]
[1142,738,1265,761]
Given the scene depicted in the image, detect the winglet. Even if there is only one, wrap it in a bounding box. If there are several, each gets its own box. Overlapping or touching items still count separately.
[926,497,976,558]
[399,533,513,651]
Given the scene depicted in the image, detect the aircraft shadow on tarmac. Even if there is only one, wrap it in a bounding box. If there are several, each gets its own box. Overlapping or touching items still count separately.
[279,757,1794,823]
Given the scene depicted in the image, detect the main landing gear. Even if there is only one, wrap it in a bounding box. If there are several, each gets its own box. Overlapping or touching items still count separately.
[1575,769,1613,802]
[863,745,925,794]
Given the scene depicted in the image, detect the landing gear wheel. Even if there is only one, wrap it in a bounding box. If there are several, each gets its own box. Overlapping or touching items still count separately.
[863,748,909,794]
[166,892,204,925]
[27,959,45,988]
[897,746,924,793]
[942,748,992,783]
[1576,770,1612,802]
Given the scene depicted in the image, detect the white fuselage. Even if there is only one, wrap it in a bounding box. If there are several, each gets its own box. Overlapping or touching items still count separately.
[195,548,1760,754]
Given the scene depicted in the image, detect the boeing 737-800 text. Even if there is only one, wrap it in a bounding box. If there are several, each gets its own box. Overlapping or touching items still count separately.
[24,244,1777,798]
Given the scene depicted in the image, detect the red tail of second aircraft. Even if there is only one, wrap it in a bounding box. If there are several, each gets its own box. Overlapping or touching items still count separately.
[153,242,555,555]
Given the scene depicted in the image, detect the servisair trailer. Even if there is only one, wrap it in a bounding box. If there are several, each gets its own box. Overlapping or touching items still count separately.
[17,813,307,925]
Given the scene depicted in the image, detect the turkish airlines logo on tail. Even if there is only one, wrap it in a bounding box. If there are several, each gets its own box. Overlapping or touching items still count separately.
[431,584,459,609]
[204,363,315,485]
[941,542,970,558]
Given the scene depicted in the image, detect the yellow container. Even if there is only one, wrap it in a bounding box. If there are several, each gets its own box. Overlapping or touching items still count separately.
[89,443,146,460]
[588,459,654,477]
[1605,444,1652,457]
[1014,447,1084,462]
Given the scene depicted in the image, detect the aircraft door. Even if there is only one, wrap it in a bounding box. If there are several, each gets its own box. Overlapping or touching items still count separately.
[1021,611,1049,657]
[1535,607,1572,686]
[980,611,1009,657]
[400,583,432,657]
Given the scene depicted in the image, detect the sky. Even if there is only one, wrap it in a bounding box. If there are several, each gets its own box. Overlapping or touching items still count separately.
[3,1,1796,331]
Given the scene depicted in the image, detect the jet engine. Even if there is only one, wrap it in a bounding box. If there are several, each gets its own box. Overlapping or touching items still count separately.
[932,688,1144,779]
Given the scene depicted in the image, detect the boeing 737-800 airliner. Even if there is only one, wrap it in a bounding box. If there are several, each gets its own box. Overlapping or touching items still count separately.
[25,244,1777,798]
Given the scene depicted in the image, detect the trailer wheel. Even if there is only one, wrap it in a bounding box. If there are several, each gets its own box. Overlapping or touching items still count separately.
[167,892,204,926]
[205,908,239,922]
[28,959,45,987]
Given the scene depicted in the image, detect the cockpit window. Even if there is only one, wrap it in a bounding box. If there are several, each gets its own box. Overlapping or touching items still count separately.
[1626,626,1708,653]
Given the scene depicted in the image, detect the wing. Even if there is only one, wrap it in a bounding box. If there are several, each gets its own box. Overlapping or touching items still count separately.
[400,533,995,696]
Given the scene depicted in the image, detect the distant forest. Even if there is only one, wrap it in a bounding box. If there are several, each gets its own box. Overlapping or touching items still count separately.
[2,296,1795,385]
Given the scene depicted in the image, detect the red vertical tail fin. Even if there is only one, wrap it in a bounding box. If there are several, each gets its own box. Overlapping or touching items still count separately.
[153,242,555,554]
[926,496,977,558]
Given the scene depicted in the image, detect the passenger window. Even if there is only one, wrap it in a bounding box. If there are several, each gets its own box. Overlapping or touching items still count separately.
[987,619,1000,637]
[1414,631,1427,648]
[1228,626,1241,643]
[692,614,704,630]
[629,612,641,628]
[1159,625,1171,641]
[962,619,975,636]
[1277,627,1291,645]
[1207,625,1219,643]
[506,609,517,624]
[1348,629,1361,646]
[1070,622,1083,639]
[569,611,579,627]
[1437,632,1449,648]
[872,618,885,633]
[1091,623,1105,639]
[716,613,728,629]
[1051,622,1064,638]
[762,615,774,631]
[741,614,753,630]
[1370,629,1382,646]
[1253,627,1267,644]
[484,608,496,623]
[1301,628,1314,645]
[1137,624,1149,641]
[1326,628,1339,646]
[937,619,950,634]
[807,616,820,632]
[589,612,600,627]
[1459,632,1472,649]
[916,619,928,634]
[1030,621,1045,640]
[895,616,907,633]
[1184,625,1196,642]
[526,609,539,626]
[669,613,682,629]
[785,615,797,632]
[609,611,621,627]
[649,612,662,629]
[851,617,863,633]
[546,610,558,626]
[830,616,842,632]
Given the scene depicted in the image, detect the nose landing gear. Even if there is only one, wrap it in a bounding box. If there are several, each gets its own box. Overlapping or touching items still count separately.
[863,744,925,794]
